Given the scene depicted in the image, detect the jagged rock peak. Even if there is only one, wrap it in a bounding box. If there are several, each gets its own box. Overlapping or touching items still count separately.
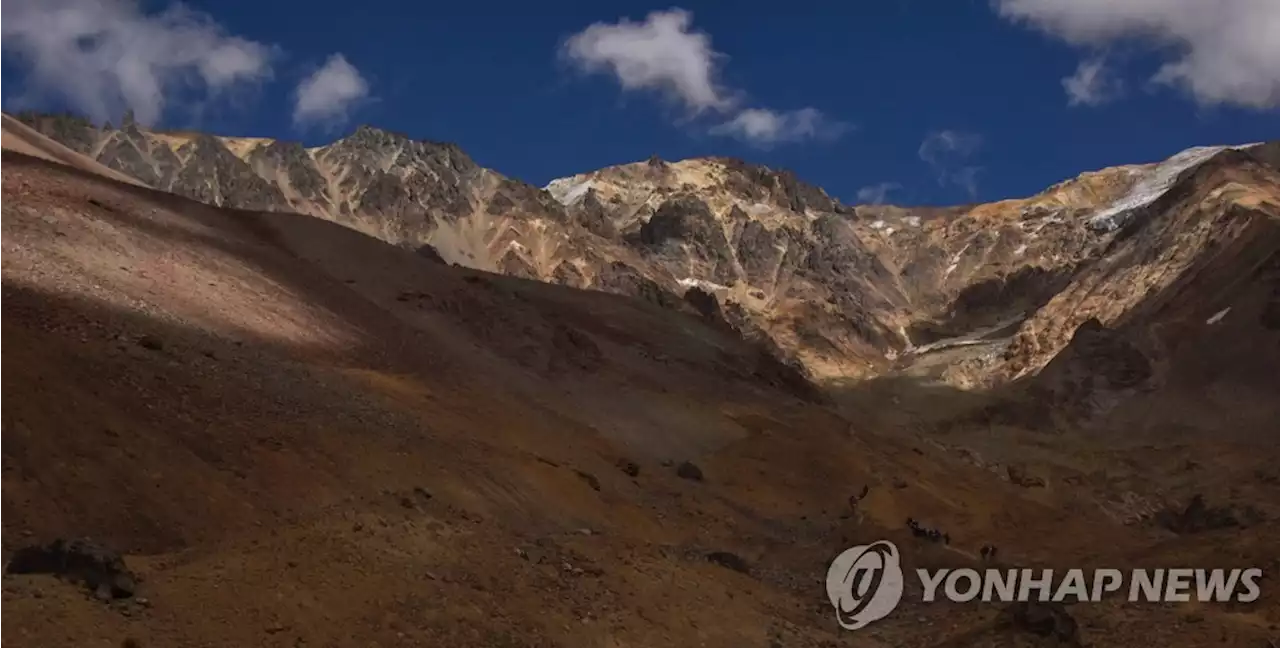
[347,123,409,143]
[251,138,310,157]
[339,124,463,154]
[544,154,848,214]
[178,133,226,150]
[324,124,477,175]
[655,155,851,215]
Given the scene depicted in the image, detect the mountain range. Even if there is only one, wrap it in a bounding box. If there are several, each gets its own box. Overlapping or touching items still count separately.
[12,110,1277,389]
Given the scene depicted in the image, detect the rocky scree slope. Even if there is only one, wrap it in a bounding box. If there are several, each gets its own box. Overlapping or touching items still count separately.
[995,143,1280,431]
[15,111,1275,386]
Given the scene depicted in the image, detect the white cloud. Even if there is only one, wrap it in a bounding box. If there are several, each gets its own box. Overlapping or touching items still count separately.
[993,0,1280,110]
[856,182,902,205]
[293,54,370,128]
[948,167,982,200]
[562,9,845,146]
[919,130,982,163]
[1,0,275,126]
[1062,57,1123,107]
[561,8,733,114]
[919,130,984,198]
[709,107,848,147]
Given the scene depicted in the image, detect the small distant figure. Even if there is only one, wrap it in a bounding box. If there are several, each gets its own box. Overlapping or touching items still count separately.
[849,485,869,510]
[909,518,953,543]
[980,544,999,561]
[847,494,865,523]
[847,487,871,523]
[907,518,925,538]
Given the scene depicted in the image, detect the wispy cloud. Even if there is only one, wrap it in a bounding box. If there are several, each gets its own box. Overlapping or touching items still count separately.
[919,130,984,198]
[561,9,846,147]
[856,182,902,205]
[1062,57,1123,107]
[993,0,1280,110]
[1,0,276,126]
[293,54,371,129]
[709,107,848,148]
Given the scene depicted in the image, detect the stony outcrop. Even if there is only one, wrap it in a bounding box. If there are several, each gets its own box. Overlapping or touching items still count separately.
[5,537,138,600]
[998,601,1080,644]
[630,195,738,285]
[1154,494,1252,534]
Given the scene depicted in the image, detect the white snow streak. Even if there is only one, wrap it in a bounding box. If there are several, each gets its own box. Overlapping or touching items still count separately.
[678,277,730,292]
[544,177,595,205]
[1087,143,1260,232]
[943,243,971,279]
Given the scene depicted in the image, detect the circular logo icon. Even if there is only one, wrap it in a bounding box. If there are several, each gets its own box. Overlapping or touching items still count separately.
[825,540,904,630]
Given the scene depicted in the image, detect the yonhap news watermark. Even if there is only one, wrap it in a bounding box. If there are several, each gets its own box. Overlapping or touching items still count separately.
[826,540,1264,631]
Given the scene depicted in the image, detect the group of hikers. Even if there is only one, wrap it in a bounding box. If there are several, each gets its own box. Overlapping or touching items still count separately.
[848,486,1001,562]
[904,518,1003,561]
[905,517,949,544]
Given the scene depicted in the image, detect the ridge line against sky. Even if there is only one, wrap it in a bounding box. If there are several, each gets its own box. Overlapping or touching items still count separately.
[2,0,1278,206]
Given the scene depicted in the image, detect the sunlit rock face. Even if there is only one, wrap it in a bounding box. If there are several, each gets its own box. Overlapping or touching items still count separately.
[19,111,1275,385]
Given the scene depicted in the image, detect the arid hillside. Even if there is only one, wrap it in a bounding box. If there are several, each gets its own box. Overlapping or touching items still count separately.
[4,120,1280,648]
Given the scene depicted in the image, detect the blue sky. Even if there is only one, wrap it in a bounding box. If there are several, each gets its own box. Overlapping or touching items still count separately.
[3,1,1278,206]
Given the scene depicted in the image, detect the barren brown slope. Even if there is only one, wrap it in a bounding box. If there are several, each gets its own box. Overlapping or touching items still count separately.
[3,151,1277,648]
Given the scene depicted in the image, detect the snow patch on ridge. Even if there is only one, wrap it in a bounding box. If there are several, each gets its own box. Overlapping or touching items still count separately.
[943,243,971,279]
[678,277,731,293]
[544,176,594,205]
[1086,143,1260,233]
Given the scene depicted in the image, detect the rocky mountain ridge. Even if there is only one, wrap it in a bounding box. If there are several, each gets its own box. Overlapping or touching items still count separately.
[14,110,1277,388]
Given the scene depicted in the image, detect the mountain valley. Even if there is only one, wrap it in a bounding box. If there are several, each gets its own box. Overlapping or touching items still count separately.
[3,111,1279,647]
